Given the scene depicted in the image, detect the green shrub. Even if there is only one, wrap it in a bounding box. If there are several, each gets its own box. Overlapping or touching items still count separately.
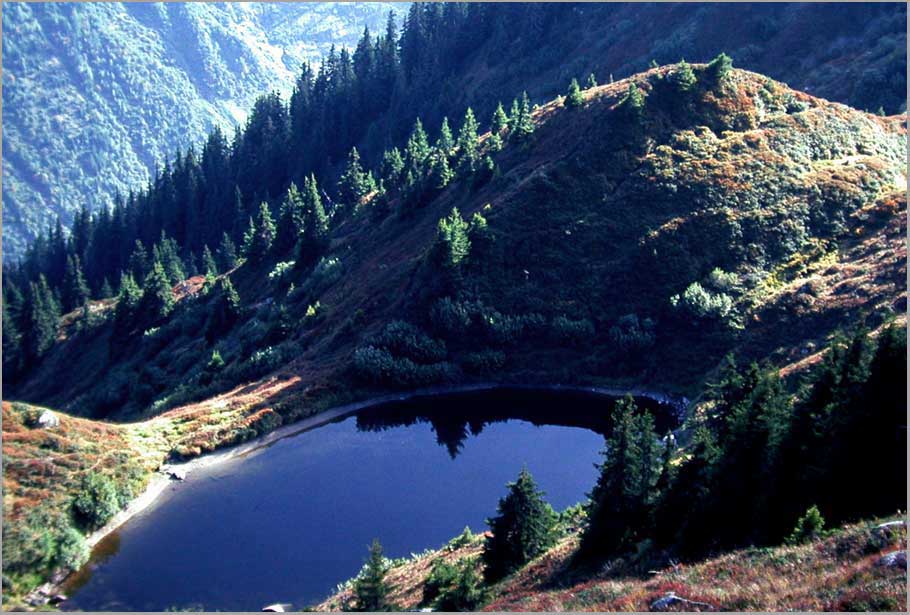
[550,315,595,345]
[371,321,447,364]
[671,281,735,321]
[352,345,456,388]
[608,314,656,350]
[422,559,458,606]
[56,527,90,570]
[433,559,486,612]
[461,349,506,375]
[786,505,825,545]
[72,472,121,530]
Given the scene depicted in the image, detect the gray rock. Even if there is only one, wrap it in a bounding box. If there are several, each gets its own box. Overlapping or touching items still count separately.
[877,550,907,568]
[651,591,715,612]
[37,410,59,429]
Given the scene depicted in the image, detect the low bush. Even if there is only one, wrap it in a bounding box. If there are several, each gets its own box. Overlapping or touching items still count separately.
[461,349,506,375]
[608,314,656,350]
[550,315,595,345]
[352,345,456,388]
[71,472,121,531]
[370,321,447,364]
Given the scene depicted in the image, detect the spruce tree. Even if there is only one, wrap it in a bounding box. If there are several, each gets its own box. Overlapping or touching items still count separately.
[274,183,306,254]
[489,102,508,151]
[707,52,733,83]
[140,261,175,321]
[670,59,697,92]
[456,107,479,173]
[585,72,598,89]
[565,78,584,108]
[507,97,521,132]
[128,240,150,280]
[429,150,455,190]
[62,255,91,312]
[380,147,405,187]
[217,233,238,271]
[623,83,645,115]
[22,275,61,362]
[482,467,556,582]
[201,245,218,276]
[514,92,535,140]
[579,396,643,559]
[2,291,22,377]
[352,539,392,611]
[206,277,241,342]
[405,117,431,176]
[99,277,114,299]
[338,147,376,206]
[436,116,455,154]
[436,208,471,269]
[114,271,142,330]
[242,202,276,263]
[297,174,330,267]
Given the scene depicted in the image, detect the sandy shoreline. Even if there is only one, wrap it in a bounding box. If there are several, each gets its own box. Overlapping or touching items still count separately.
[50,382,686,601]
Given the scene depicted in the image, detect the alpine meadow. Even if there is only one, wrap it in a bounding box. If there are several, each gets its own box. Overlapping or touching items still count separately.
[1,3,907,612]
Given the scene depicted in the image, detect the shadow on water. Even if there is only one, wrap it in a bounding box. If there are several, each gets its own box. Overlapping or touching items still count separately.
[355,388,680,459]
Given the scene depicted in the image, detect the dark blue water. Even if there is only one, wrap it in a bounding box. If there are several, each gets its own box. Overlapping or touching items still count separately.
[62,391,673,611]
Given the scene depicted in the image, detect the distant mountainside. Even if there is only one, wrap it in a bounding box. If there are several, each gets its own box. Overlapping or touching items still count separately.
[1,2,406,259]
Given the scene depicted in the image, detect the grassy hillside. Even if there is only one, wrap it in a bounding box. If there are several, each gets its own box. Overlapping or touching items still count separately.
[2,63,905,605]
[1,2,405,259]
[318,516,908,612]
[10,65,905,419]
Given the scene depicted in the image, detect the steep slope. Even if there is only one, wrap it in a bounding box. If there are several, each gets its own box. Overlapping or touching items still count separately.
[9,65,905,420]
[318,516,908,612]
[2,64,905,604]
[1,2,405,259]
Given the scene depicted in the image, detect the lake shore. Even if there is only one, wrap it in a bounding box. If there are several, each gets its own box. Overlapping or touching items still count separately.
[44,382,685,606]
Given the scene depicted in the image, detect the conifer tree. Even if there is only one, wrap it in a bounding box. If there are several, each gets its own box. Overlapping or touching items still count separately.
[128,240,150,281]
[489,102,508,151]
[338,147,376,206]
[482,468,556,582]
[2,291,23,376]
[206,277,241,342]
[579,396,643,558]
[514,92,535,140]
[707,52,733,83]
[585,72,598,89]
[429,150,455,190]
[274,183,306,254]
[380,147,405,187]
[507,98,521,132]
[62,255,90,312]
[22,275,61,362]
[405,117,431,176]
[436,116,455,154]
[352,539,392,611]
[202,245,218,275]
[456,108,480,172]
[114,272,142,330]
[565,78,584,108]
[217,233,238,271]
[623,83,645,115]
[297,174,330,267]
[140,261,175,321]
[242,203,276,263]
[99,277,114,299]
[436,208,471,269]
[670,59,697,92]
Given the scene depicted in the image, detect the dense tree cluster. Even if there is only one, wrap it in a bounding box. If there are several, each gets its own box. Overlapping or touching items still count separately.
[3,4,544,382]
[578,323,907,563]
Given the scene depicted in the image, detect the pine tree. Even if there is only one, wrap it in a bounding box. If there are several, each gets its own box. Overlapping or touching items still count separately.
[140,261,175,321]
[62,255,91,312]
[351,539,393,611]
[405,117,431,177]
[482,468,556,582]
[436,208,471,269]
[22,275,61,362]
[114,272,142,330]
[585,72,598,89]
[489,102,508,151]
[206,277,241,342]
[670,59,697,92]
[707,52,733,83]
[201,245,218,275]
[338,147,376,206]
[380,147,405,187]
[623,83,645,115]
[429,150,455,190]
[579,396,643,559]
[242,202,276,263]
[128,240,150,280]
[436,116,455,154]
[514,92,535,140]
[456,108,479,172]
[99,277,114,299]
[216,233,238,272]
[565,78,584,108]
[297,174,330,267]
[274,183,306,254]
